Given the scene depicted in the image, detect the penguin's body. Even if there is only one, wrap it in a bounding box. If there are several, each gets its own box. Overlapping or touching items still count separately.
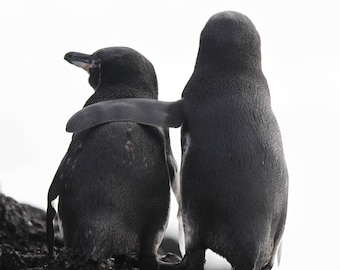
[177,12,288,270]
[64,12,288,270]
[47,47,177,268]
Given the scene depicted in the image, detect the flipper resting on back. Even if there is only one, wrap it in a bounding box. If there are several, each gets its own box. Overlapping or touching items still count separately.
[66,98,185,133]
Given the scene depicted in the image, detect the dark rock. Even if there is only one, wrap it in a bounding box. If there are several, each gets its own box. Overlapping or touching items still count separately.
[0,193,47,253]
[0,244,25,269]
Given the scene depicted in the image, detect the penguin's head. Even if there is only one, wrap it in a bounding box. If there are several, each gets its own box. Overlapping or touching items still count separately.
[64,47,158,101]
[196,11,262,71]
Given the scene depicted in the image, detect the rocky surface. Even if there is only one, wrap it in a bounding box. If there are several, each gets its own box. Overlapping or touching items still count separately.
[0,193,181,270]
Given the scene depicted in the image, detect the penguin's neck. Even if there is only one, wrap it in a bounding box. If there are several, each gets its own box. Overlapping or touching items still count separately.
[84,85,157,106]
[183,67,269,102]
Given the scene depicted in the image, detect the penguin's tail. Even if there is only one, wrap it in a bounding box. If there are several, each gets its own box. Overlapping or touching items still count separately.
[79,222,139,262]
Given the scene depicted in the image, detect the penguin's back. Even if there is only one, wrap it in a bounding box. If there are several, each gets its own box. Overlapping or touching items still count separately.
[181,70,288,263]
[58,121,170,260]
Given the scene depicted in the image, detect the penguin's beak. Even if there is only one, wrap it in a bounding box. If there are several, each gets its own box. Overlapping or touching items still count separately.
[64,52,92,73]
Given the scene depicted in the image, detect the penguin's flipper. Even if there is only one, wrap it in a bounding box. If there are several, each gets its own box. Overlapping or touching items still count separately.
[46,158,65,257]
[46,196,56,257]
[46,185,58,257]
[66,98,185,133]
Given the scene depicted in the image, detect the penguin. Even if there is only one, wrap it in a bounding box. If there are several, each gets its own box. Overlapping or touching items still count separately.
[46,47,177,269]
[66,11,289,270]
[171,11,288,270]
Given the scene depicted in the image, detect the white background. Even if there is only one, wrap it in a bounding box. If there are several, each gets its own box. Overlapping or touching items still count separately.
[1,0,339,269]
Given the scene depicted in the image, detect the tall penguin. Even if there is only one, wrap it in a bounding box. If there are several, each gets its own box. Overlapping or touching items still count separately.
[46,47,177,269]
[173,11,289,270]
[66,11,289,270]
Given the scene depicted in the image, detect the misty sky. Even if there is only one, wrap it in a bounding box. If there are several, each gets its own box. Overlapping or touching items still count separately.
[1,0,339,269]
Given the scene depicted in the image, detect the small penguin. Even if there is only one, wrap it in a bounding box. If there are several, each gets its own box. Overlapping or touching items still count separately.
[66,11,289,270]
[46,47,177,269]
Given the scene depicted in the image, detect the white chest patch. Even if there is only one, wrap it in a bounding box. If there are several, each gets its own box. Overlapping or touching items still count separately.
[181,132,191,171]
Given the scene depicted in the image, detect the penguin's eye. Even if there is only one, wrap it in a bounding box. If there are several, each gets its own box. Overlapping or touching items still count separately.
[89,59,101,70]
